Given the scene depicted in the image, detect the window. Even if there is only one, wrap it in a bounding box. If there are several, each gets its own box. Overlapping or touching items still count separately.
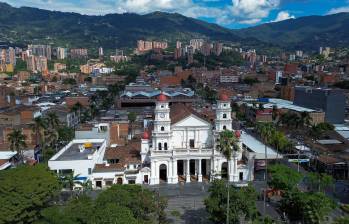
[161,126,165,131]
[128,180,136,184]
[158,142,162,150]
[223,125,226,130]
[164,142,168,150]
[161,105,164,108]
[105,180,113,186]
[223,113,227,118]
[189,139,195,148]
[223,104,227,107]
[144,175,149,184]
[88,168,92,175]
[96,181,102,188]
[239,172,243,181]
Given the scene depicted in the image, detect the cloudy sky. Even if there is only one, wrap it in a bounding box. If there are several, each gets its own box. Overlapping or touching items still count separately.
[2,0,349,28]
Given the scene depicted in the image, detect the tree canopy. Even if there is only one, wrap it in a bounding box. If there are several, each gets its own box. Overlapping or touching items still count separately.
[280,189,336,223]
[0,165,61,224]
[268,164,303,191]
[205,180,258,223]
[38,185,167,224]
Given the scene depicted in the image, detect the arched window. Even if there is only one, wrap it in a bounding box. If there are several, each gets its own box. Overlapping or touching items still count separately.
[158,143,162,150]
[223,125,226,130]
[223,113,227,119]
[161,126,165,131]
[164,142,168,150]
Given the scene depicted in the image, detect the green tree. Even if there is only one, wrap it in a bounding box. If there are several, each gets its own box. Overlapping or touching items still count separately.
[7,128,27,163]
[281,189,335,224]
[96,184,167,223]
[30,116,47,148]
[300,111,312,127]
[269,130,289,157]
[39,195,138,224]
[205,180,258,223]
[268,164,303,191]
[216,130,240,161]
[62,78,77,85]
[0,165,60,224]
[57,125,75,143]
[333,216,349,224]
[71,102,83,122]
[306,172,334,193]
[90,203,138,224]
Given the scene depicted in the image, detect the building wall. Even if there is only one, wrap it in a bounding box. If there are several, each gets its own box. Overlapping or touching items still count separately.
[294,87,345,124]
[171,116,212,149]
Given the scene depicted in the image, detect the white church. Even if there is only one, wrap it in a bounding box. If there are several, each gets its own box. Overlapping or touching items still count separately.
[141,93,255,185]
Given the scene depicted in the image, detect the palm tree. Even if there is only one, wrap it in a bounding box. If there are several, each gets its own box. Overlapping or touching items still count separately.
[46,112,60,130]
[217,130,240,162]
[45,112,60,154]
[80,180,93,195]
[7,129,27,164]
[270,130,288,159]
[71,102,83,123]
[30,116,47,147]
[60,173,82,198]
[300,111,312,128]
[216,130,241,224]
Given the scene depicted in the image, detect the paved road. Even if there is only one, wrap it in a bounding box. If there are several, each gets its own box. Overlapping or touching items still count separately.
[146,183,212,224]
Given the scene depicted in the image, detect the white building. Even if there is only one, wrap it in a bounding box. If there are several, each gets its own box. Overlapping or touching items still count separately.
[142,93,254,185]
[48,139,107,180]
[48,94,258,188]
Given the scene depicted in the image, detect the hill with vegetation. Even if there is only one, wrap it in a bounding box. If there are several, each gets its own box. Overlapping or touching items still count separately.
[234,13,349,51]
[0,2,242,49]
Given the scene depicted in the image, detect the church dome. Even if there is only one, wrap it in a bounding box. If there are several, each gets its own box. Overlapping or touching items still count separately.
[235,130,241,138]
[157,92,167,101]
[142,131,150,139]
[219,93,229,101]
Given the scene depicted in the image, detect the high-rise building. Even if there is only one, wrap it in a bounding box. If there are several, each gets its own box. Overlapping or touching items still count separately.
[137,40,167,52]
[200,42,211,56]
[289,54,296,61]
[174,48,182,60]
[0,48,16,65]
[26,55,48,73]
[212,42,223,56]
[296,50,303,58]
[176,41,182,49]
[57,47,68,60]
[99,47,104,57]
[28,45,51,60]
[190,39,204,52]
[187,46,194,64]
[70,48,88,59]
[294,86,345,124]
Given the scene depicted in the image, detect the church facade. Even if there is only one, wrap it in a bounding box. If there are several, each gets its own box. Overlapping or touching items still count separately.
[141,93,255,185]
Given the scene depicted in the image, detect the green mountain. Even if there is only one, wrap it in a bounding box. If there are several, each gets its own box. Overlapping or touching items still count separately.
[0,2,241,49]
[1,2,348,51]
[234,13,349,51]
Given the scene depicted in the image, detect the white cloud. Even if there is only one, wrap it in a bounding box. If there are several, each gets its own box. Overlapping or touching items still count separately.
[272,11,295,22]
[327,6,349,15]
[2,0,281,26]
[230,0,280,21]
